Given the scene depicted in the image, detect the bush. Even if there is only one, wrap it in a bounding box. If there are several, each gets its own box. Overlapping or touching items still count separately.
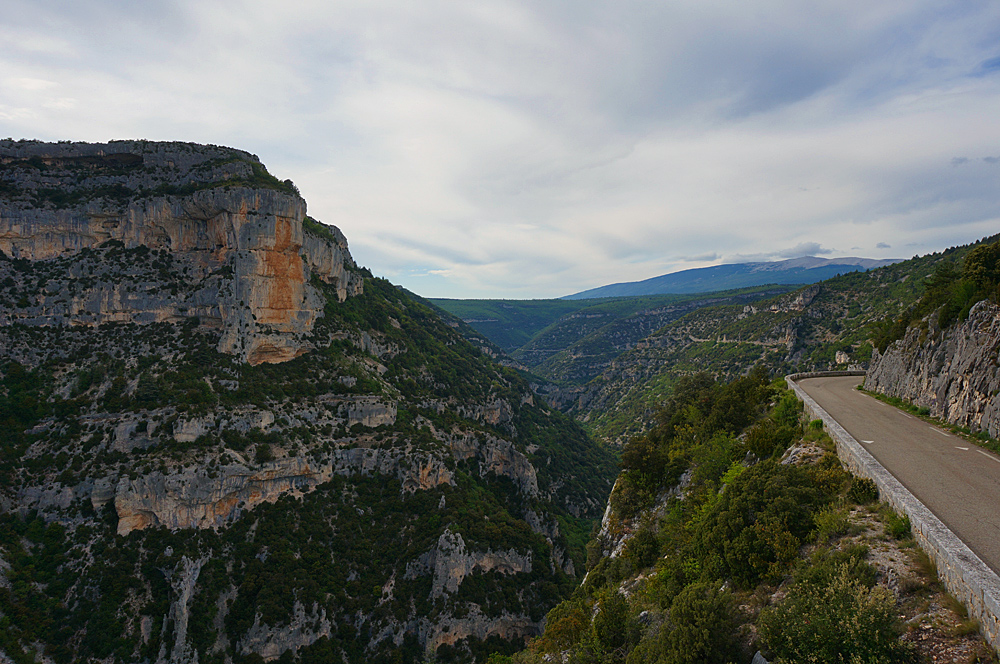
[609,474,655,521]
[793,544,876,590]
[658,582,740,664]
[254,443,274,464]
[848,477,878,504]
[772,392,803,429]
[963,240,1000,290]
[537,598,589,653]
[884,512,911,540]
[746,419,797,459]
[759,564,911,663]
[694,462,824,587]
[622,527,660,571]
[591,591,638,662]
[813,507,850,542]
[691,433,738,487]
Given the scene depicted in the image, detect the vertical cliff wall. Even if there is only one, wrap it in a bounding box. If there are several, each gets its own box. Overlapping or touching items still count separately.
[865,300,1000,437]
[0,139,362,365]
[0,140,618,664]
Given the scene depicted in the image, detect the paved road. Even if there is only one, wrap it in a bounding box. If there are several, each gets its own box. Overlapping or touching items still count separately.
[798,375,1000,576]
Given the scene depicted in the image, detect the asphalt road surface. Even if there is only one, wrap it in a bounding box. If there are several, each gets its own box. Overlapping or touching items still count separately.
[797,375,1000,576]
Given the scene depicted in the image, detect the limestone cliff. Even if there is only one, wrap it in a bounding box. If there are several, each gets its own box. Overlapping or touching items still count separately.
[108,428,541,536]
[0,139,362,365]
[866,300,1000,437]
[0,140,616,664]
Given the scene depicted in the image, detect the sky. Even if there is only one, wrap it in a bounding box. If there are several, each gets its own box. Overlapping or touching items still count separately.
[2,1,1000,299]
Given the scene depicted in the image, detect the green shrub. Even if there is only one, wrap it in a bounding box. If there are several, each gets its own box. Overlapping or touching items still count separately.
[759,564,911,663]
[848,477,878,504]
[772,392,803,429]
[622,527,660,571]
[609,473,656,521]
[963,240,1000,290]
[591,591,638,662]
[793,544,876,590]
[694,461,824,587]
[691,433,738,487]
[746,419,797,459]
[537,598,590,653]
[884,512,911,540]
[657,582,740,664]
[813,507,849,543]
[254,443,274,464]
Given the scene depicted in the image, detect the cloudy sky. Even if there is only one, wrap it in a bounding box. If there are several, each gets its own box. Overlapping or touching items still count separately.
[2,1,1000,298]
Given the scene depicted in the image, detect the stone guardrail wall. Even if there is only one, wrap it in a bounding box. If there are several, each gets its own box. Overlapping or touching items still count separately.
[787,372,1000,653]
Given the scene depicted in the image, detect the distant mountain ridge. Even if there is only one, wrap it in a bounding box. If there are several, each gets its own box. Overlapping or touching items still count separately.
[564,256,901,299]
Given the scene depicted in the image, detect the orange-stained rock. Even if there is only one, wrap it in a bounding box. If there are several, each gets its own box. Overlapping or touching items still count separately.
[0,141,363,365]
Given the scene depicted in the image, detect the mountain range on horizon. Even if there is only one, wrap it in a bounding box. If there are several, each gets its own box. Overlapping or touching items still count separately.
[563,255,901,299]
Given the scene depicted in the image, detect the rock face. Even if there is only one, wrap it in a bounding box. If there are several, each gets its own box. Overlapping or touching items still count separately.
[0,139,362,364]
[160,556,208,664]
[405,529,533,598]
[111,429,541,536]
[114,458,327,536]
[237,601,334,661]
[866,300,1000,437]
[0,140,617,664]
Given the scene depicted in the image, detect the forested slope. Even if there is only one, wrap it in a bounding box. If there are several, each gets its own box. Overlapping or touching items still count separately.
[0,140,617,664]
[550,236,1000,445]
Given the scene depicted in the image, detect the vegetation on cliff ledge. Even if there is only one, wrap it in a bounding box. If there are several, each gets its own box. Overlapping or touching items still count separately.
[510,373,921,664]
[0,141,617,664]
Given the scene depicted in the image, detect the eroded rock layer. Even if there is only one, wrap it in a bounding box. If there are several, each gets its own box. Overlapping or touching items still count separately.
[866,300,1000,437]
[0,140,616,664]
[0,139,362,364]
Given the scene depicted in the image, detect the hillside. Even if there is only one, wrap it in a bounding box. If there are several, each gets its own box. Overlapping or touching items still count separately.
[563,256,899,299]
[513,286,795,386]
[546,236,999,445]
[0,140,617,664]
[426,299,595,353]
[433,286,796,379]
[510,374,996,664]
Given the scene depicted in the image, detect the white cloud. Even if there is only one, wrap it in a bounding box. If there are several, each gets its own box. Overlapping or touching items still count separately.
[1,1,1000,297]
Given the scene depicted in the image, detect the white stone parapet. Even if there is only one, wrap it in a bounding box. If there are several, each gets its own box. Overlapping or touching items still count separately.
[787,371,1000,654]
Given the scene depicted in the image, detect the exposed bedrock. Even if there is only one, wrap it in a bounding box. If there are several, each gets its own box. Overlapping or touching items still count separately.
[0,141,362,365]
[866,300,1000,437]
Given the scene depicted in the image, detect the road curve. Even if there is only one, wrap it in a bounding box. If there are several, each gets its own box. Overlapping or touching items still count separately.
[798,375,1000,576]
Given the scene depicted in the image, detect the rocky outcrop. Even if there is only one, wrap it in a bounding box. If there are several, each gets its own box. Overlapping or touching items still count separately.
[114,458,329,535]
[422,607,538,652]
[866,300,1000,437]
[238,602,333,661]
[112,428,540,535]
[159,555,208,664]
[0,140,362,364]
[404,529,533,598]
[448,432,539,497]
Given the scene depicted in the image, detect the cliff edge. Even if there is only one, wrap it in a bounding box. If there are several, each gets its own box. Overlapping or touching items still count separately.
[0,139,362,365]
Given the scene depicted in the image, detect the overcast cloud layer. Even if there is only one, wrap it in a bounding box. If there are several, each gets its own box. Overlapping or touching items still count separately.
[2,1,1000,298]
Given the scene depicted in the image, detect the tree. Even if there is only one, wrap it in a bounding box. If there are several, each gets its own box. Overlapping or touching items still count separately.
[591,591,637,662]
[659,582,740,664]
[963,240,1000,290]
